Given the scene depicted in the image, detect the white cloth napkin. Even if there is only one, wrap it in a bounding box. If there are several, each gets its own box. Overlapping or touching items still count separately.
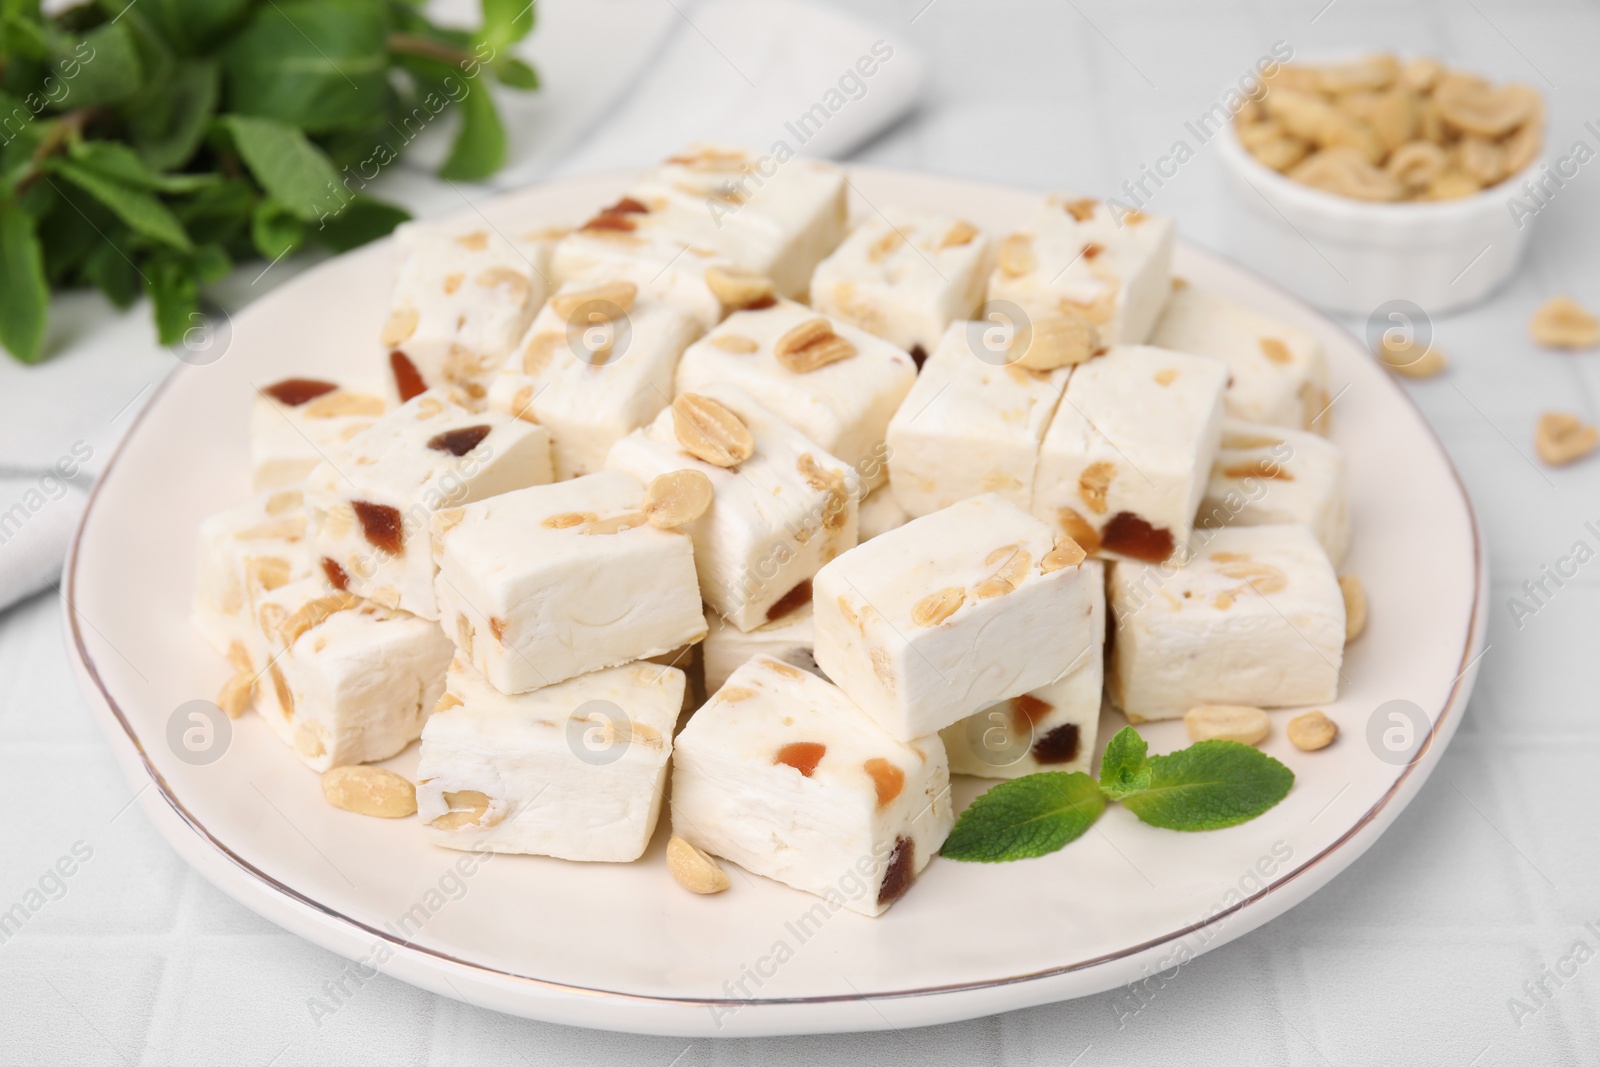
[0,0,924,613]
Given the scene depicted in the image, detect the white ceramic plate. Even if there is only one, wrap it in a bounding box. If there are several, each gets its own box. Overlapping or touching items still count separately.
[64,167,1485,1037]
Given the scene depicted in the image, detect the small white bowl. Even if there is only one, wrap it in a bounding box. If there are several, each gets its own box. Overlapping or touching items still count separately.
[1216,113,1542,316]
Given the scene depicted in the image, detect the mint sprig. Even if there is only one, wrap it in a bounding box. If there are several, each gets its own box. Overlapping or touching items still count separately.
[0,0,540,363]
[943,727,1295,863]
[1120,740,1295,831]
[941,772,1106,863]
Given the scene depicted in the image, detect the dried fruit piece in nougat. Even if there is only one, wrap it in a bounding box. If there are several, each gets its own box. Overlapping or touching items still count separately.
[417,659,684,860]
[1108,524,1344,721]
[430,471,706,694]
[303,390,552,620]
[813,494,1098,741]
[671,655,954,916]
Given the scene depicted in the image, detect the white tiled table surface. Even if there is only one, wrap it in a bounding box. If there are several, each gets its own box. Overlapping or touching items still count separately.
[6,1,1600,1063]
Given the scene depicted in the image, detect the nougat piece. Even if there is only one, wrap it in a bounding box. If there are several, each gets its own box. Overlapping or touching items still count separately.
[942,561,1105,778]
[1032,345,1227,564]
[193,488,312,663]
[430,471,706,694]
[857,486,909,541]
[606,384,858,631]
[652,144,849,296]
[249,577,453,772]
[1150,284,1332,431]
[383,222,553,404]
[884,321,1069,517]
[250,378,387,490]
[553,147,847,299]
[1108,524,1344,721]
[487,267,704,479]
[673,300,914,490]
[671,656,955,917]
[701,603,818,695]
[810,206,993,359]
[1198,420,1351,565]
[416,658,684,860]
[987,195,1174,348]
[813,494,1098,741]
[304,390,552,620]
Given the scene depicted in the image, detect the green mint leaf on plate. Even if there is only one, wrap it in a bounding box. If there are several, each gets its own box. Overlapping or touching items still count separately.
[1120,740,1294,831]
[308,196,410,253]
[0,200,50,363]
[495,57,540,90]
[1098,726,1151,800]
[942,771,1107,863]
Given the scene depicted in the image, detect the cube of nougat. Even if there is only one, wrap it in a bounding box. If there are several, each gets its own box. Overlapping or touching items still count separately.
[701,603,818,695]
[382,222,553,404]
[673,300,915,491]
[416,658,684,861]
[810,206,993,359]
[651,144,849,297]
[486,267,705,480]
[672,656,955,917]
[987,195,1174,349]
[193,488,312,664]
[884,321,1070,518]
[605,384,859,631]
[1198,420,1351,565]
[249,577,453,772]
[942,561,1105,778]
[430,471,706,693]
[304,390,552,620]
[1108,524,1344,721]
[1150,283,1331,431]
[554,147,847,300]
[1032,345,1227,565]
[813,494,1099,741]
[250,378,387,490]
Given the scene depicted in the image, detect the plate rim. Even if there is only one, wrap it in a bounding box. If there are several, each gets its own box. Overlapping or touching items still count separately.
[62,163,1487,1023]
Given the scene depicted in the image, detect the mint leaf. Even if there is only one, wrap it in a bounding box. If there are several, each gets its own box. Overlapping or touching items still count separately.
[143,250,200,346]
[495,57,539,90]
[129,59,220,171]
[479,0,536,52]
[66,140,216,194]
[55,23,145,107]
[1098,726,1152,800]
[308,195,409,252]
[133,0,253,57]
[222,1,391,134]
[439,75,506,181]
[0,199,49,362]
[221,115,342,222]
[1120,741,1294,831]
[943,771,1106,863]
[50,158,193,250]
[250,199,304,259]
